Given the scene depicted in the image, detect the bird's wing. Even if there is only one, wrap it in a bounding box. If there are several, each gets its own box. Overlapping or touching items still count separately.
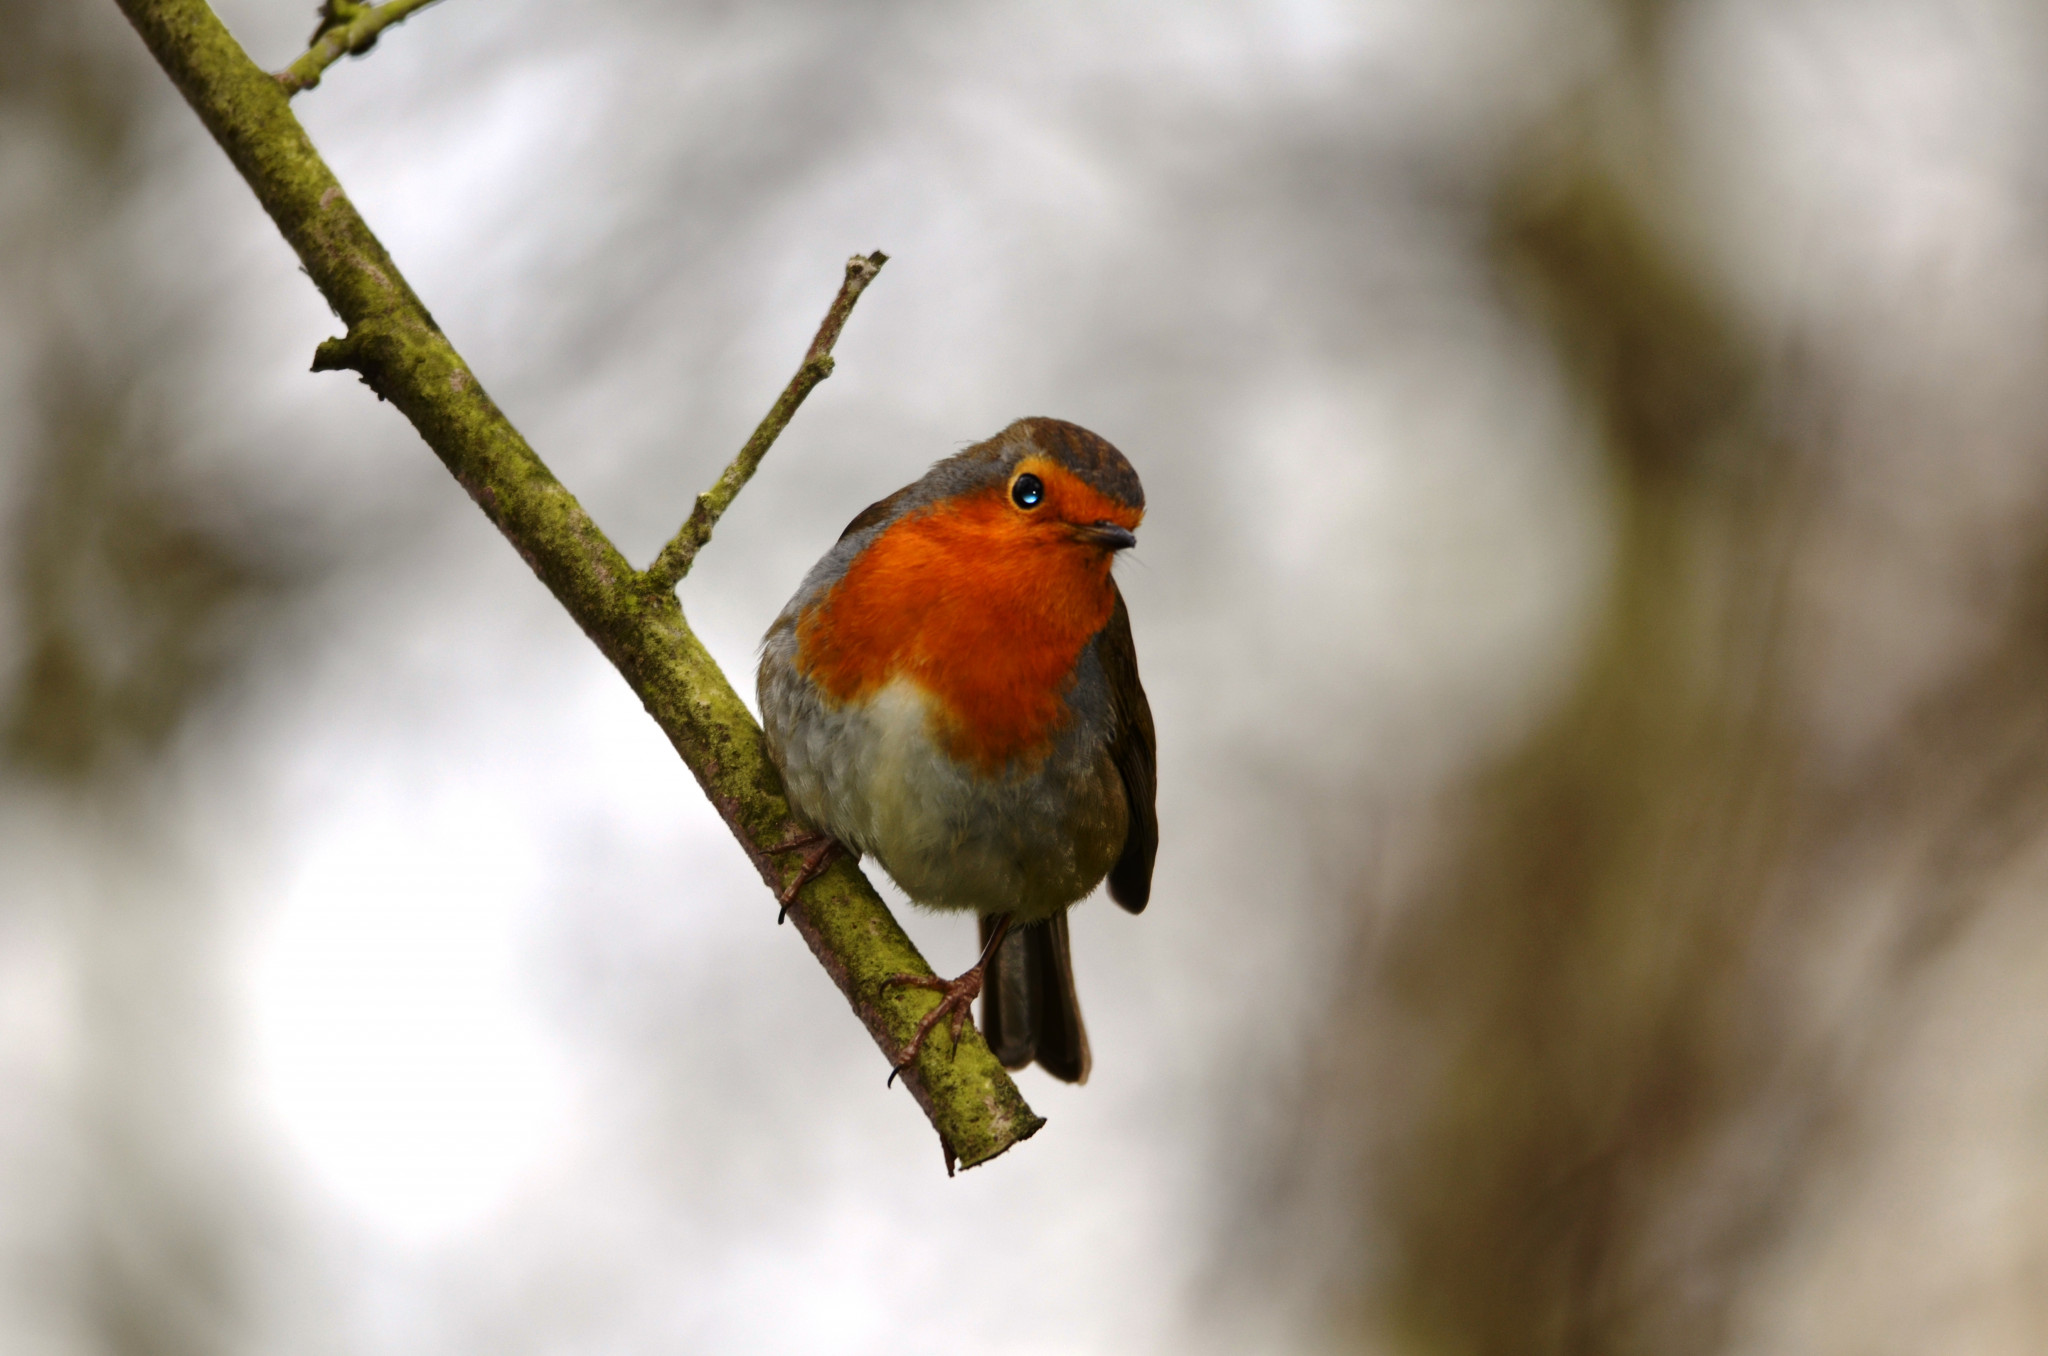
[837,485,917,542]
[1101,582,1156,914]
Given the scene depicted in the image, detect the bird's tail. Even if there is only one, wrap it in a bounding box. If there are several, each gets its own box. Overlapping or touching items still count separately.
[980,912,1091,1084]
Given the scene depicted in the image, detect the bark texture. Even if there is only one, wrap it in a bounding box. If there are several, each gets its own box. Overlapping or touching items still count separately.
[113,0,1042,1172]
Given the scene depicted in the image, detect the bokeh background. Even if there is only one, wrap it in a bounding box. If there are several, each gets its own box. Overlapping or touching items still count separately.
[6,0,2048,1351]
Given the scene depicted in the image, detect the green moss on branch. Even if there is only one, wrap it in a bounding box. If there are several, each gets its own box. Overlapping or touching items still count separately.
[113,0,1043,1172]
[277,0,443,96]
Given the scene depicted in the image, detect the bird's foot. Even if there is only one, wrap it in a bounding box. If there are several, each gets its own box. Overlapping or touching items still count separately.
[763,829,851,922]
[882,964,987,1087]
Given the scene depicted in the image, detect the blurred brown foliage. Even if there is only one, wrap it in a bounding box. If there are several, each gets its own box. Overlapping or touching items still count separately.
[1,6,320,1352]
[1244,20,2048,1354]
[2,1,299,788]
[10,1,2048,1352]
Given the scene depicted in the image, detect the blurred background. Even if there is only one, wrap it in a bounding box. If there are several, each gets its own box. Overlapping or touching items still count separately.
[5,0,2048,1350]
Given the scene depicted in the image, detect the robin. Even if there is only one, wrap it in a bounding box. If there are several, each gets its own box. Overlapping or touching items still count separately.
[758,417,1156,1083]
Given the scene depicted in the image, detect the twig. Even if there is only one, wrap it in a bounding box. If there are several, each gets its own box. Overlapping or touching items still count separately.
[276,0,443,96]
[115,0,1044,1172]
[644,251,887,593]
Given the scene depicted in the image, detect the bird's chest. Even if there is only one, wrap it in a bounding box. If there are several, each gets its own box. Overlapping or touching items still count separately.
[794,520,1115,771]
[765,513,1128,913]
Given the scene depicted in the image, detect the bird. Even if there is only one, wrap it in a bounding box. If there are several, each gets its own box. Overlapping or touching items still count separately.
[757,416,1156,1083]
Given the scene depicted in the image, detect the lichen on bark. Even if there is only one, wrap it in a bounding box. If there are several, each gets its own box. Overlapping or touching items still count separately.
[112,0,1043,1172]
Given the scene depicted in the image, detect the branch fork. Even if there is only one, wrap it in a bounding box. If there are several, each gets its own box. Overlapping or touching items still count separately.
[115,0,1041,1171]
[643,251,886,594]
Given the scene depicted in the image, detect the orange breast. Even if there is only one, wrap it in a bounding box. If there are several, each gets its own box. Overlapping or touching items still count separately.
[796,479,1131,770]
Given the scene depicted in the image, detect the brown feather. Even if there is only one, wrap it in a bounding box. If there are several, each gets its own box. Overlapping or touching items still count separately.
[981,914,1034,1069]
[1101,584,1157,913]
[978,913,1091,1083]
[1025,912,1091,1082]
[837,485,916,541]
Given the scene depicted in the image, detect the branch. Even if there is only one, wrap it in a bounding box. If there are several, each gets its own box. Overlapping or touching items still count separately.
[116,0,1043,1174]
[645,251,887,593]
[276,0,442,96]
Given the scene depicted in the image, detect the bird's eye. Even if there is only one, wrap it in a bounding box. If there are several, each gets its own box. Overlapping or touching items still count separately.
[1011,473,1044,509]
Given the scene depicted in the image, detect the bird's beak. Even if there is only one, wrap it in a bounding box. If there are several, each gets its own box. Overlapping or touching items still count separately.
[1075,520,1138,551]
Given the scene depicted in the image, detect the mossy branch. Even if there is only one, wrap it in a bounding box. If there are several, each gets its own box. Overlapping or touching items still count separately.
[276,0,443,95]
[645,250,888,592]
[114,0,1043,1174]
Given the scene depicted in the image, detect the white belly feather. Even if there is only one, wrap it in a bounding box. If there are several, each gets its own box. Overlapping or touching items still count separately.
[761,665,1125,921]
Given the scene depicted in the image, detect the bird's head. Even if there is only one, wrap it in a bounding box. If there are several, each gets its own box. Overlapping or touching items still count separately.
[914,417,1144,562]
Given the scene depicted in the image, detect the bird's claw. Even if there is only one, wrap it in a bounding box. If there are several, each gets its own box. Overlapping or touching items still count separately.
[882,966,986,1087]
[763,829,850,922]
